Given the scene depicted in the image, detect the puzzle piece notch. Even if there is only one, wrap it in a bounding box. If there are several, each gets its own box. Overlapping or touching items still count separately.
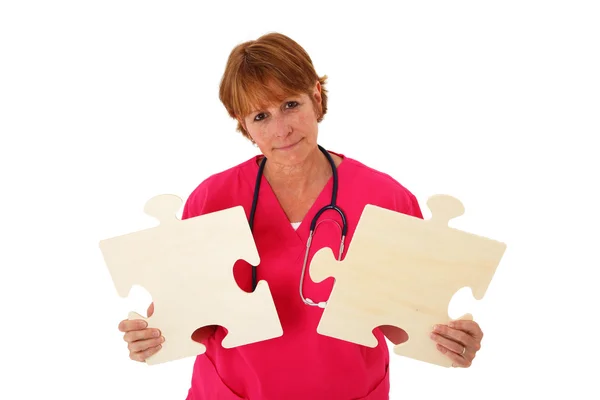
[99,195,283,365]
[309,194,506,367]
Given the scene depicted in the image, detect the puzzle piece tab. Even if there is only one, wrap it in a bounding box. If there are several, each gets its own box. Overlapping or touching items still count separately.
[309,194,506,367]
[99,194,283,365]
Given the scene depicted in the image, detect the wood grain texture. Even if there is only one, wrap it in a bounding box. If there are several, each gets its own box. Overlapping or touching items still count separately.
[310,194,506,367]
[99,194,283,365]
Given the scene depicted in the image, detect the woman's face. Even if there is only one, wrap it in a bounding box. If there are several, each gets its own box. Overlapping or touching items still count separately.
[240,81,322,167]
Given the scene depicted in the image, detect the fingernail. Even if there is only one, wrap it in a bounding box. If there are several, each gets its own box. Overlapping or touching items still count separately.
[433,325,441,332]
[448,321,455,328]
[153,330,160,337]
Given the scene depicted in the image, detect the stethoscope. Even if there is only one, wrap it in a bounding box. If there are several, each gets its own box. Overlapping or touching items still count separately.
[248,144,348,308]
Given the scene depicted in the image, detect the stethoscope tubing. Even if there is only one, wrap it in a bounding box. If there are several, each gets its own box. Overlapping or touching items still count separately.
[248,145,347,307]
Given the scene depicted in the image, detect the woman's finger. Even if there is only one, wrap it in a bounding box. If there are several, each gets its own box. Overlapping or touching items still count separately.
[448,319,483,340]
[123,327,161,344]
[430,332,466,355]
[118,319,148,333]
[130,344,162,362]
[432,324,477,350]
[434,343,472,368]
[128,336,165,353]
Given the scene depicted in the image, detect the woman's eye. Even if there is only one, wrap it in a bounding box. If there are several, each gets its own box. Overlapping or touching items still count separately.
[253,102,297,122]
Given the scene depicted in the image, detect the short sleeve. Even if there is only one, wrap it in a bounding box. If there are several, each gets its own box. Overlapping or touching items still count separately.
[181,181,209,220]
[407,191,424,220]
[392,186,424,220]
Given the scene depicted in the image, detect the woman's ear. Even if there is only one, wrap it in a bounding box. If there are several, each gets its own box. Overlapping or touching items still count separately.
[313,81,322,104]
[312,81,323,118]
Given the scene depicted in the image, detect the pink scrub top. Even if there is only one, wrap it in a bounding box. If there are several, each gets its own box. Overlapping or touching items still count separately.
[182,151,423,400]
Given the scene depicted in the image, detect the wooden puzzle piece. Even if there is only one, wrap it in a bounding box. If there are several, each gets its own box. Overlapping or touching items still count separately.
[99,194,283,365]
[309,194,506,367]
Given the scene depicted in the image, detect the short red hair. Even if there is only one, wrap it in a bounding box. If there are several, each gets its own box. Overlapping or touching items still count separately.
[219,32,329,139]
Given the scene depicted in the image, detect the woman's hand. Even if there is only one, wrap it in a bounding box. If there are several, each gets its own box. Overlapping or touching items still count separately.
[430,319,483,368]
[118,302,164,362]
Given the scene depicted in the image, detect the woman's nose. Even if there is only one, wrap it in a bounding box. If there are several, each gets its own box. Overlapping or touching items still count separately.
[272,115,291,137]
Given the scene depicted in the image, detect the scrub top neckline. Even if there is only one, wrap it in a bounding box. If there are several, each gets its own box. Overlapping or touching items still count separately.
[243,148,349,244]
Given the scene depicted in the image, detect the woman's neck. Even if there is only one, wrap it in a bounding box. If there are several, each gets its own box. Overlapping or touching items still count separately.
[259,148,343,223]
[263,147,331,195]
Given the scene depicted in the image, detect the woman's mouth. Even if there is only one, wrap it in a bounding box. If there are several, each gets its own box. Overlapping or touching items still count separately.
[277,139,302,150]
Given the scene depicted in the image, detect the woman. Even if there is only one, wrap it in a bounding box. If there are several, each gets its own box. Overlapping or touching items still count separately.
[118,32,484,399]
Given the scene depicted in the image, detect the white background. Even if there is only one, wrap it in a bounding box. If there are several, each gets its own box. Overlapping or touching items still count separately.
[1,1,599,399]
